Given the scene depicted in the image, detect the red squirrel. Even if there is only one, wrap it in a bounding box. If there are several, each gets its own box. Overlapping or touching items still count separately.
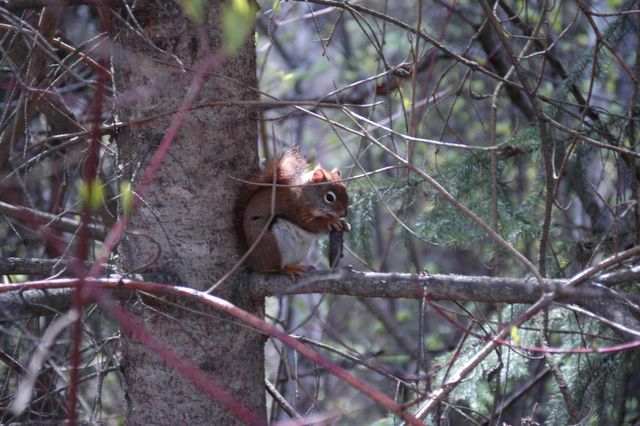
[241,149,349,276]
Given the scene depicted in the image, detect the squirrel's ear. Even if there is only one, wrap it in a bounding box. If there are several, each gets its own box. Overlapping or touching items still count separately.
[331,168,342,178]
[311,167,328,183]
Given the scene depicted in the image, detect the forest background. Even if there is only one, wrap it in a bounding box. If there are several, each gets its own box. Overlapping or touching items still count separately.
[1,0,640,425]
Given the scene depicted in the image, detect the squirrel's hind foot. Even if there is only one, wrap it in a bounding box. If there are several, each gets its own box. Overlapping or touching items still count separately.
[283,264,316,278]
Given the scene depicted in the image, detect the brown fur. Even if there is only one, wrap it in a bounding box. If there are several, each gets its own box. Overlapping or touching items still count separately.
[239,149,349,274]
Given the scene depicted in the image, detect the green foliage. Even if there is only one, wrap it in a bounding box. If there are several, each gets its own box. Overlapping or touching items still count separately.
[348,182,377,265]
[120,181,134,218]
[425,305,636,424]
[552,0,636,115]
[429,316,533,421]
[77,177,105,212]
[180,0,206,24]
[222,0,258,54]
[415,150,539,258]
[533,309,635,424]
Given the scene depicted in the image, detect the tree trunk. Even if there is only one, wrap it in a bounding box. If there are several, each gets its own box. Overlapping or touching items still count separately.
[113,2,263,424]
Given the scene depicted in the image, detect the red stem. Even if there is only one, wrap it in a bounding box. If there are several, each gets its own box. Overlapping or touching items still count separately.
[66,56,107,426]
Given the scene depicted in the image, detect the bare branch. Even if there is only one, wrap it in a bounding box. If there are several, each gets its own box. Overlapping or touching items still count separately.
[598,265,640,284]
[0,201,107,239]
[251,267,639,304]
[0,287,74,320]
[3,265,640,322]
[0,257,113,276]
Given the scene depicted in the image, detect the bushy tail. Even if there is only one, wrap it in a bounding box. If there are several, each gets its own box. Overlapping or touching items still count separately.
[236,148,309,251]
[245,148,308,199]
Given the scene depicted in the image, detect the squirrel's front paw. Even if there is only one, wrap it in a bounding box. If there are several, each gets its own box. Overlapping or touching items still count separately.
[328,218,350,232]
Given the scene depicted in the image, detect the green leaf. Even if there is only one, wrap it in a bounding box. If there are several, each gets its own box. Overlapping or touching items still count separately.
[120,181,134,218]
[78,178,104,212]
[180,0,206,25]
[272,0,281,14]
[510,326,521,345]
[222,0,258,54]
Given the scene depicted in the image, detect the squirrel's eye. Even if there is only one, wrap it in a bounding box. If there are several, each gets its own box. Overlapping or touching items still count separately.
[324,191,336,203]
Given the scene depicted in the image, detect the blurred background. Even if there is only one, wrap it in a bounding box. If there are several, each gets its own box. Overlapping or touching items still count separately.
[2,0,640,424]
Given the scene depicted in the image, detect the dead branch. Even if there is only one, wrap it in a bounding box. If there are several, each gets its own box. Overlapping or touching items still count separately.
[0,201,107,239]
[251,267,640,304]
[2,266,640,322]
[0,257,113,276]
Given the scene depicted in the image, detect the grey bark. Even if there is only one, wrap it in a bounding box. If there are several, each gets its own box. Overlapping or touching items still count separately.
[112,2,264,425]
[3,268,640,333]
[0,257,110,276]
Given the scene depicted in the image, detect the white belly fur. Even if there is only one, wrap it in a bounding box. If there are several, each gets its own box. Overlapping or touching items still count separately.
[271,218,323,267]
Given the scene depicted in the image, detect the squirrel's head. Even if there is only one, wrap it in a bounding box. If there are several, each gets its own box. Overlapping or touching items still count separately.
[306,166,349,218]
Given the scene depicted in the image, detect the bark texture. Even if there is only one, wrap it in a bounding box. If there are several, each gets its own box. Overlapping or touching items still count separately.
[113,2,263,424]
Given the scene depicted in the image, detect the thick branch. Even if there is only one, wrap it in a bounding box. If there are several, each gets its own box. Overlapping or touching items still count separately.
[2,266,639,321]
[0,288,74,320]
[251,268,635,303]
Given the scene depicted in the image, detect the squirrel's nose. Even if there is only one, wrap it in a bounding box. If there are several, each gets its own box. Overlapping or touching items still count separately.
[339,208,348,217]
